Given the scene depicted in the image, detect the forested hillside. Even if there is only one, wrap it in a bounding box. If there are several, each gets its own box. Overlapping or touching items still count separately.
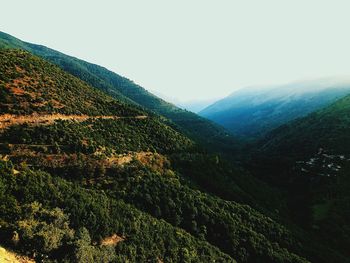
[0,160,236,262]
[0,50,141,116]
[246,95,350,262]
[200,81,350,140]
[0,48,316,262]
[0,31,238,152]
[257,94,350,159]
[1,32,349,262]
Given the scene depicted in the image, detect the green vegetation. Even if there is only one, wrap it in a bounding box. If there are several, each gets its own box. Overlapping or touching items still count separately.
[1,31,349,262]
[199,82,350,140]
[247,95,350,262]
[0,160,235,262]
[0,49,194,156]
[0,31,239,153]
[0,49,141,116]
[170,153,287,215]
[0,118,194,154]
[257,94,350,159]
[0,47,312,262]
[312,201,332,221]
[81,160,307,263]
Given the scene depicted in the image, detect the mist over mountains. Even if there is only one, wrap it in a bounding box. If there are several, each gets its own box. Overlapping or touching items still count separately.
[200,77,350,139]
[1,30,350,263]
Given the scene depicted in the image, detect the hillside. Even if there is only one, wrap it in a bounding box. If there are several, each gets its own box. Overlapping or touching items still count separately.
[0,31,239,152]
[0,49,193,155]
[0,48,318,262]
[200,79,350,140]
[257,93,350,159]
[0,50,141,116]
[247,95,350,261]
[0,160,237,262]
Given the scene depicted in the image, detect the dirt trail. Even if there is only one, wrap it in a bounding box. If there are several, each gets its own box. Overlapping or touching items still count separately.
[0,114,147,130]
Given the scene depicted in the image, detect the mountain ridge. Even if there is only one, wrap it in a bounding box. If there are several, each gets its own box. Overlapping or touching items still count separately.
[0,31,239,153]
[200,79,350,139]
[246,92,350,261]
[1,31,348,262]
[0,45,312,263]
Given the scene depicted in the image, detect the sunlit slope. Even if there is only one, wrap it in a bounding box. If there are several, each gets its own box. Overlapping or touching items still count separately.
[0,49,194,154]
[0,31,239,152]
[0,47,310,263]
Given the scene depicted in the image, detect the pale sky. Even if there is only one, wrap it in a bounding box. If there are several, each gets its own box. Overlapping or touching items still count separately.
[1,0,350,102]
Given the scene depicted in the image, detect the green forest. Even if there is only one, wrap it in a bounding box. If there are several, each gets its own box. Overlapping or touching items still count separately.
[0,32,350,263]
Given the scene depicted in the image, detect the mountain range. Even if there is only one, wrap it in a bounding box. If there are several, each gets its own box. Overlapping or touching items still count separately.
[200,79,350,140]
[0,31,350,262]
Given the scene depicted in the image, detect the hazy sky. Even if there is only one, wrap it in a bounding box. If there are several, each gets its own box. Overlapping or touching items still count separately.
[1,0,350,102]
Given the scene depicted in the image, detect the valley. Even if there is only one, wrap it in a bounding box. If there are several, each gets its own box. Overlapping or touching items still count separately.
[0,31,349,263]
[200,80,350,140]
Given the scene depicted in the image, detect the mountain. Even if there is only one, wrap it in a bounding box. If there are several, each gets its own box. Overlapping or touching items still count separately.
[0,48,232,262]
[247,94,350,261]
[200,79,350,140]
[0,50,140,117]
[257,93,350,159]
[1,32,348,263]
[0,160,237,263]
[177,99,219,113]
[0,31,238,152]
[0,49,316,262]
[0,49,193,154]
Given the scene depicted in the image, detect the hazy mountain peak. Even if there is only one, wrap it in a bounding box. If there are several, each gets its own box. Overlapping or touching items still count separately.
[200,77,350,139]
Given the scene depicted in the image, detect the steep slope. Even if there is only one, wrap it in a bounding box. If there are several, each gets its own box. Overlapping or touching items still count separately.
[0,160,236,262]
[0,50,141,116]
[248,95,350,261]
[200,79,350,140]
[258,93,350,159]
[0,31,238,152]
[0,49,193,154]
[0,49,314,262]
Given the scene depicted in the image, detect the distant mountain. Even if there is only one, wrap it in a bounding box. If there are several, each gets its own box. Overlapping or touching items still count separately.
[257,92,350,159]
[148,91,217,113]
[0,31,238,152]
[200,79,350,139]
[177,98,220,113]
[2,31,348,263]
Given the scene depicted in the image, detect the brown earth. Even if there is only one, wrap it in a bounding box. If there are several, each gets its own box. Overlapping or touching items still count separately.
[0,246,35,263]
[100,234,125,246]
[0,114,148,130]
